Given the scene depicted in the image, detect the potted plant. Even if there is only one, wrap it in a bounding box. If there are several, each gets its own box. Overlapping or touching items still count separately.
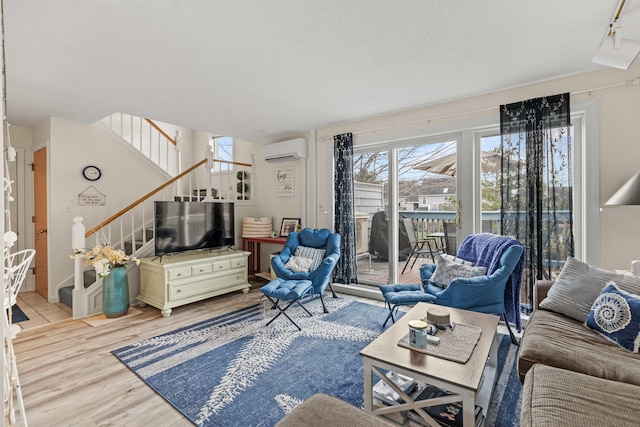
[71,244,140,317]
[236,170,249,200]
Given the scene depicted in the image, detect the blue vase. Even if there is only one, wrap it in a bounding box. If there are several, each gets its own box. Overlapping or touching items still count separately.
[103,266,129,318]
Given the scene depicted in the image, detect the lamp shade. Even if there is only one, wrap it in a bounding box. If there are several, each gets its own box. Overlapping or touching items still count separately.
[605,171,640,205]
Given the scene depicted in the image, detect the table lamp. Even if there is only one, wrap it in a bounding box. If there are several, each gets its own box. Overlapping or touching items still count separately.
[605,171,640,275]
[605,171,640,206]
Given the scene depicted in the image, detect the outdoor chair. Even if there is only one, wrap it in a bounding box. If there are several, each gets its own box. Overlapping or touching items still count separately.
[380,233,524,345]
[401,218,443,274]
[270,228,341,313]
[443,221,457,255]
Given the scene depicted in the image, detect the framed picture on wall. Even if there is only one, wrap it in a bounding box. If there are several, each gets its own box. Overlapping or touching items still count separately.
[280,218,301,237]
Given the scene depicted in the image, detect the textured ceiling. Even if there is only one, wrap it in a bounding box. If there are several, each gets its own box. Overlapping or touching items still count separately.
[3,0,639,142]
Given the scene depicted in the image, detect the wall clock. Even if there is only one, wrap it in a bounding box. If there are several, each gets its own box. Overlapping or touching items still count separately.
[82,165,102,181]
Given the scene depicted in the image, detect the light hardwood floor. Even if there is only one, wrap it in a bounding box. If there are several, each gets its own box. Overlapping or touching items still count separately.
[10,280,383,426]
[10,275,520,426]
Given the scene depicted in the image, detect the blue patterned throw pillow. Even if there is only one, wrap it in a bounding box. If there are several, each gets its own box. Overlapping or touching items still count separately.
[294,246,326,271]
[585,282,640,353]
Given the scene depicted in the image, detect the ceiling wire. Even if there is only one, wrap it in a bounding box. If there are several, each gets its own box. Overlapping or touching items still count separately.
[318,77,640,141]
[606,0,627,37]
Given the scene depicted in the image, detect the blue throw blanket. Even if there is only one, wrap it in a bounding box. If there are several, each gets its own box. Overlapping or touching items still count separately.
[457,233,524,331]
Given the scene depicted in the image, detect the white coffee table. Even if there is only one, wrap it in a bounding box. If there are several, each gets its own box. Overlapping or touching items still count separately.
[360,303,499,427]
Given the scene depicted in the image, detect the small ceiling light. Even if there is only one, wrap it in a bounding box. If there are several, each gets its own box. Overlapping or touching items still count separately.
[593,0,640,70]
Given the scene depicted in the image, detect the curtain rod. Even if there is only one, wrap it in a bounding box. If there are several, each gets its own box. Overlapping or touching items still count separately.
[318,77,640,141]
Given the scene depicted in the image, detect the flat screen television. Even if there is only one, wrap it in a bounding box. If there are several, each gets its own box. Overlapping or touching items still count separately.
[154,201,235,256]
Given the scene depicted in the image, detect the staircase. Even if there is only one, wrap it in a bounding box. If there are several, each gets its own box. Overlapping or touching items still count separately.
[99,113,180,176]
[62,115,254,318]
[58,228,152,308]
[65,160,253,318]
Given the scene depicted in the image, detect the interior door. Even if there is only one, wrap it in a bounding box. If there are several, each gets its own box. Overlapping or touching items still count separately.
[34,147,48,299]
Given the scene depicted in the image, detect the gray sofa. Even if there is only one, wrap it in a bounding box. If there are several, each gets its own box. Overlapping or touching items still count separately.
[518,279,640,426]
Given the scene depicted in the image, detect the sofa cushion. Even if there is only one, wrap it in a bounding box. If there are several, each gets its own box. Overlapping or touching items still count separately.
[429,255,487,288]
[539,257,640,322]
[521,364,640,427]
[518,309,640,385]
[586,282,640,353]
[539,273,605,322]
[275,393,391,427]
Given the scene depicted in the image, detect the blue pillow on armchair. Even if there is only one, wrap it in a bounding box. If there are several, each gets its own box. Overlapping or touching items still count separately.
[585,282,640,353]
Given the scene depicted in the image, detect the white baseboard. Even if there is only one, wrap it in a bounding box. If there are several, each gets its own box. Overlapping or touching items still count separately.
[330,283,385,302]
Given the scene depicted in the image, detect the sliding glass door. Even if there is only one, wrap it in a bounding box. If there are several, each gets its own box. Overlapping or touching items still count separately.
[353,138,459,285]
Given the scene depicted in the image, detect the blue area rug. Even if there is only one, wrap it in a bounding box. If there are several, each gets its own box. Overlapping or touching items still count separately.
[8,304,29,323]
[113,299,521,426]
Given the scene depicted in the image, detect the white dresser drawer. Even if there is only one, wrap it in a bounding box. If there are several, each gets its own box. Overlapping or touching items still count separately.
[231,257,246,269]
[168,266,191,280]
[212,260,231,272]
[191,263,213,276]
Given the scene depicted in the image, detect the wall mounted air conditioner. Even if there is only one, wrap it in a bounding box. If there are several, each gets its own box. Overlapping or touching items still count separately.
[262,138,307,163]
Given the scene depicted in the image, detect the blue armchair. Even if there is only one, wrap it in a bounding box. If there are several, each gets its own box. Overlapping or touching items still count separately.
[271,228,341,313]
[380,233,524,344]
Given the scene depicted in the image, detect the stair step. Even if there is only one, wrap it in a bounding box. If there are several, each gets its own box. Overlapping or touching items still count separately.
[83,269,96,285]
[125,240,144,255]
[60,269,98,308]
[124,229,153,255]
[59,286,73,308]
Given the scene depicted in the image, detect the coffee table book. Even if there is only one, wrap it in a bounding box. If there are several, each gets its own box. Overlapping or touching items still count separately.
[373,371,417,424]
[406,384,484,427]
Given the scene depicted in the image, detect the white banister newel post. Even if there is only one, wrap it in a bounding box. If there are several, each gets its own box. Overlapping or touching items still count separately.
[72,216,89,319]
[175,130,183,196]
[72,216,85,292]
[203,143,214,202]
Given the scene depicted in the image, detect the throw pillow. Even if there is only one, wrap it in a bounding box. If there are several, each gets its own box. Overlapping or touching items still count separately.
[294,246,326,271]
[539,274,606,323]
[284,256,313,273]
[585,282,640,353]
[540,257,640,322]
[439,253,475,266]
[429,255,487,288]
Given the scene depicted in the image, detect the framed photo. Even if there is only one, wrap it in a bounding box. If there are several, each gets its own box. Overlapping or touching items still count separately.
[280,218,301,237]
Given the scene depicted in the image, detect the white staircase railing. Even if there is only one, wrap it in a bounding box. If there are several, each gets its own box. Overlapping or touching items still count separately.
[69,153,253,319]
[100,113,180,175]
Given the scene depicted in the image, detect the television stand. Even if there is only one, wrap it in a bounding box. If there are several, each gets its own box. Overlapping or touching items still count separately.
[137,249,251,317]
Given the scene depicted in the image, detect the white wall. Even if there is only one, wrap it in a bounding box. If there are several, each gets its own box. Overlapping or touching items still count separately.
[248,137,308,269]
[13,116,272,296]
[46,118,171,300]
[314,62,640,271]
[11,63,640,299]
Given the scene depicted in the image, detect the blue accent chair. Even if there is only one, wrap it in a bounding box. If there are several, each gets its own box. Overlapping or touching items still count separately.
[380,233,524,344]
[271,228,341,313]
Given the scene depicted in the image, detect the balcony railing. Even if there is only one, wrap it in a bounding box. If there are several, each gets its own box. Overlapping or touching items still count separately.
[357,210,572,312]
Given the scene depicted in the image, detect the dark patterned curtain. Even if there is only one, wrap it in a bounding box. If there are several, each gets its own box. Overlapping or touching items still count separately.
[500,93,574,313]
[334,133,357,284]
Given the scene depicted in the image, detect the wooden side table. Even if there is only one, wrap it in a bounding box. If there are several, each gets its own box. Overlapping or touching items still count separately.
[241,236,287,276]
